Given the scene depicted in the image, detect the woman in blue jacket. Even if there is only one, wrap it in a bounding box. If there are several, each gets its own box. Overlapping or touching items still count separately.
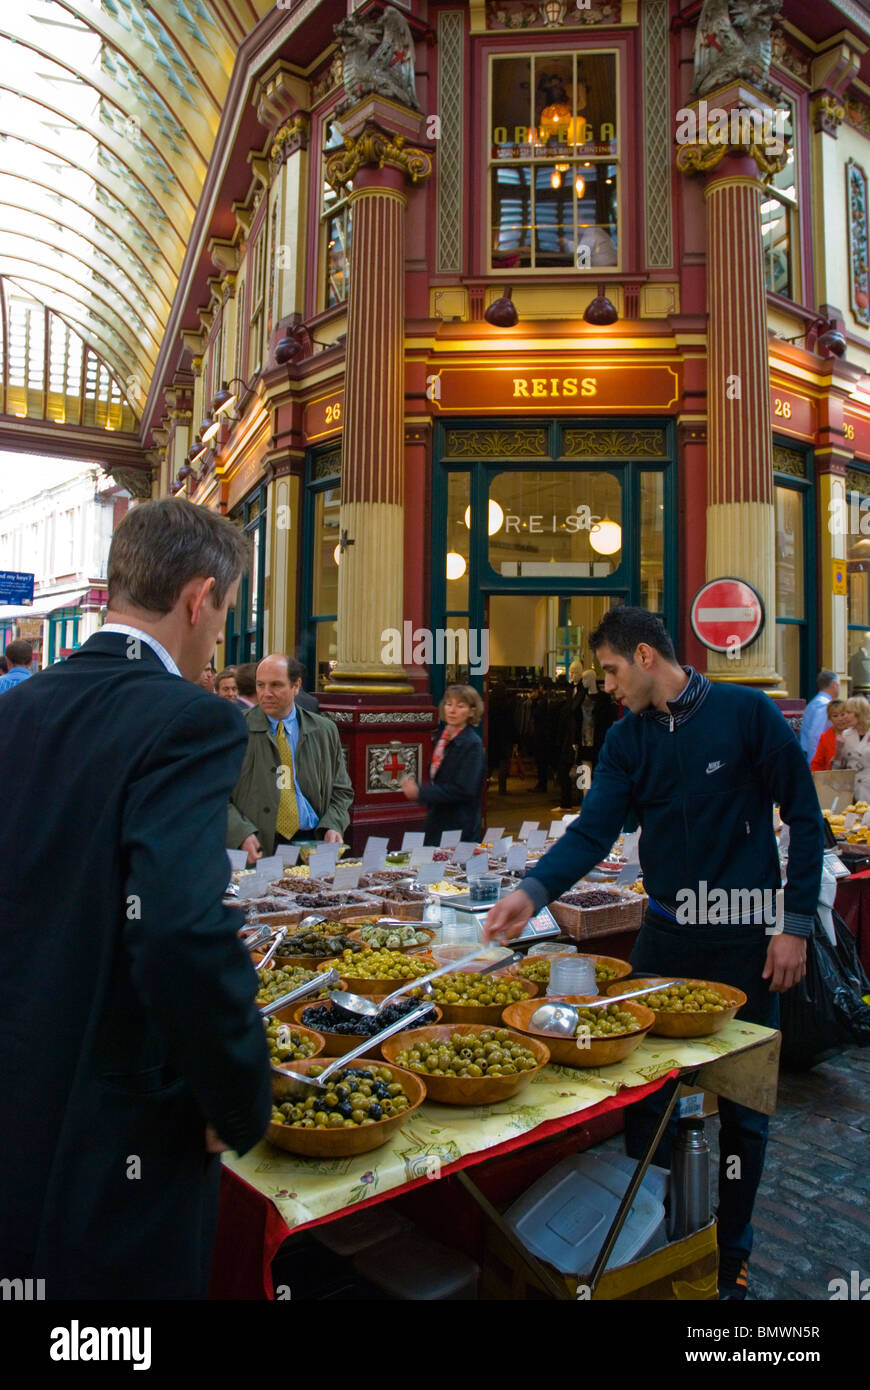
[401,684,486,845]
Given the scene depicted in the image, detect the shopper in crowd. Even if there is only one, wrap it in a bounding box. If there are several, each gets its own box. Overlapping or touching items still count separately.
[0,498,271,1299]
[483,605,823,1302]
[532,676,553,791]
[799,668,839,761]
[196,660,217,692]
[400,684,486,845]
[0,654,8,674]
[487,680,516,795]
[809,699,851,770]
[234,661,258,708]
[215,667,239,701]
[833,695,870,800]
[0,639,33,695]
[227,654,352,863]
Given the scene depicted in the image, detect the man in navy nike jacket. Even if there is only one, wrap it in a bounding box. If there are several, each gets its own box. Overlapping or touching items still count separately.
[485,607,823,1300]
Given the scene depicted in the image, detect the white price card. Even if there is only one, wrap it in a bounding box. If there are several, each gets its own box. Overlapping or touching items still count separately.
[309,848,339,878]
[257,855,284,878]
[332,865,362,890]
[548,820,566,839]
[485,827,505,845]
[276,844,300,867]
[466,852,489,878]
[452,842,477,865]
[362,836,389,858]
[362,851,387,871]
[410,846,436,867]
[844,813,858,831]
[401,831,426,851]
[236,875,270,900]
[226,849,248,873]
[518,821,539,841]
[527,829,548,850]
[492,837,512,857]
[440,829,462,848]
[862,811,870,828]
[415,862,442,885]
[506,843,529,873]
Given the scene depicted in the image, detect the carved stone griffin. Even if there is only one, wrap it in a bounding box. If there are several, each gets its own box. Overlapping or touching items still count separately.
[334,4,420,112]
[691,0,783,99]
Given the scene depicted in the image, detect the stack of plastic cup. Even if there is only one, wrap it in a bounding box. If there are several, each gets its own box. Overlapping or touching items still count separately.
[440,917,480,946]
[547,954,597,997]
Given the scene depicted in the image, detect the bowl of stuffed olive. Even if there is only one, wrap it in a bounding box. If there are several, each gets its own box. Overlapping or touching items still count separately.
[605,977,746,1037]
[501,995,654,1067]
[267,1058,426,1156]
[381,1024,549,1105]
[424,971,538,1024]
[509,952,632,989]
[262,1018,326,1067]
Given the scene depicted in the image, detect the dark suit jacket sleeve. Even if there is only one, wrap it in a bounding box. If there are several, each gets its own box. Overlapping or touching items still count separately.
[417,732,486,809]
[316,720,353,834]
[121,695,271,1154]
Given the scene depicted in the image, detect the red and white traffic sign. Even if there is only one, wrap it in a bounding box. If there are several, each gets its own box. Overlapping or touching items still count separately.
[690,578,765,654]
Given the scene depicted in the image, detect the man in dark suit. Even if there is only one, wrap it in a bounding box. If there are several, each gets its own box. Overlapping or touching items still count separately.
[0,498,272,1299]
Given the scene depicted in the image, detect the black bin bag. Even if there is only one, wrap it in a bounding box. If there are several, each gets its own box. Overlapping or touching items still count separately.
[779,911,870,1070]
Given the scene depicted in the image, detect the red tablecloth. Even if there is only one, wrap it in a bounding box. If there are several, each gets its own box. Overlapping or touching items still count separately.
[208,1070,680,1299]
[835,871,870,976]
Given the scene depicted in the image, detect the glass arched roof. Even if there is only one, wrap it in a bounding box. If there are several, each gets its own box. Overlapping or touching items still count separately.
[0,0,274,431]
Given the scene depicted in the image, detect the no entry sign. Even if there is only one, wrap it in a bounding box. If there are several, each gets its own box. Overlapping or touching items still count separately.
[690,578,765,654]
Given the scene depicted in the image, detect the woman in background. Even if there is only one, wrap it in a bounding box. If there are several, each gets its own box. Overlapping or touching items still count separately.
[833,695,870,799]
[401,684,486,845]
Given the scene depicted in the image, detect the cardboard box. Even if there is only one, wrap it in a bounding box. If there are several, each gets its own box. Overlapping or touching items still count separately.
[482,1219,718,1301]
[812,769,855,811]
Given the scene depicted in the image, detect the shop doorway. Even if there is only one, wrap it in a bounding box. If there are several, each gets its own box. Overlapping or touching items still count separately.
[484,592,620,828]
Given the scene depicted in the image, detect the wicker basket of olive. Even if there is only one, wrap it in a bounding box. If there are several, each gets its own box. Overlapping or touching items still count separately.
[426,971,538,1024]
[263,1018,325,1066]
[349,923,437,953]
[292,996,442,1057]
[320,948,437,997]
[511,953,632,987]
[605,977,746,1038]
[381,1024,549,1105]
[267,1059,426,1157]
[256,964,346,1007]
[502,995,655,1068]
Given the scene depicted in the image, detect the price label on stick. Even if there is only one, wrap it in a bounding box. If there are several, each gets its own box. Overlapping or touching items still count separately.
[415,863,442,885]
[226,849,248,873]
[452,842,477,865]
[309,848,339,878]
[518,821,539,841]
[276,845,300,867]
[401,831,425,851]
[363,836,389,858]
[362,849,386,871]
[506,843,529,873]
[440,830,462,848]
[527,830,548,850]
[332,865,362,890]
[257,855,284,878]
[549,820,566,840]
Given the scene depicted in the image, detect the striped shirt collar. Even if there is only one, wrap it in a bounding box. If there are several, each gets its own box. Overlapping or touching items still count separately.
[640,666,711,728]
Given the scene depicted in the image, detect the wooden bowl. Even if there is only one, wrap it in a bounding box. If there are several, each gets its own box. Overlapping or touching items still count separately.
[256,975,347,1008]
[266,1056,426,1156]
[605,977,747,1037]
[269,934,367,971]
[501,995,654,1068]
[381,1024,550,1105]
[509,952,633,990]
[429,975,538,1025]
[319,953,437,998]
[288,1000,443,1057]
[347,926,438,954]
[261,1020,327,1065]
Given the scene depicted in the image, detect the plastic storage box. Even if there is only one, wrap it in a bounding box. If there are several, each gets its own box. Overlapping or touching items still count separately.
[504,1151,668,1276]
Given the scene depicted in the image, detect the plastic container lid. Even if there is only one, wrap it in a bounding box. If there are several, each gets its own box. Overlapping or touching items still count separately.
[430,942,513,968]
[353,1230,480,1300]
[504,1151,666,1275]
[313,1205,412,1257]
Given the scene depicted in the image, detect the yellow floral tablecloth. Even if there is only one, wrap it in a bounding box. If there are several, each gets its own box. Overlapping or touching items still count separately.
[222,1020,776,1234]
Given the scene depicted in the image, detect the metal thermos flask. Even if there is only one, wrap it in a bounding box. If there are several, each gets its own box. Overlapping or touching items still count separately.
[668,1117,712,1240]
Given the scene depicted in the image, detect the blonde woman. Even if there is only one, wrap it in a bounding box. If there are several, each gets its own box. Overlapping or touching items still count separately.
[834,695,870,800]
[401,684,486,845]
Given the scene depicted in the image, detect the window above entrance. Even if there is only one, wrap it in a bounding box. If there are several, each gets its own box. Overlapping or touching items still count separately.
[489,51,619,273]
[484,469,622,576]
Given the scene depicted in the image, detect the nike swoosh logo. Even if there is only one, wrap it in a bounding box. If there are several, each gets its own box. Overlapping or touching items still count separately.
[706,761,725,774]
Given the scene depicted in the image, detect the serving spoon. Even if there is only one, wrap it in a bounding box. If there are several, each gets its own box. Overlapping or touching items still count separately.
[271,1000,435,1100]
[530,979,688,1036]
[258,967,341,1018]
[254,926,289,971]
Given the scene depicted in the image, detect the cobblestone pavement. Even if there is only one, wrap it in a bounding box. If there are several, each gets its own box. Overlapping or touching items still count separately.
[737,1046,870,1302]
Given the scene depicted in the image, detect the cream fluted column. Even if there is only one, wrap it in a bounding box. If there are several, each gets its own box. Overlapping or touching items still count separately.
[325,121,431,693]
[678,87,788,685]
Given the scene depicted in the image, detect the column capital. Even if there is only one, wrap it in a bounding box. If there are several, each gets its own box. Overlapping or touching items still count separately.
[269,113,310,176]
[326,120,432,194]
[675,84,789,182]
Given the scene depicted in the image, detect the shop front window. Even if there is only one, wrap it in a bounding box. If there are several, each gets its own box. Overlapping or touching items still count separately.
[774,479,806,697]
[226,487,266,664]
[640,471,664,613]
[490,51,619,271]
[847,480,870,692]
[321,119,351,307]
[487,469,622,576]
[762,99,797,299]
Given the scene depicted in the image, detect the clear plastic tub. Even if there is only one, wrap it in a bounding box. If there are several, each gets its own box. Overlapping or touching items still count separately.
[504,1151,666,1275]
[430,942,513,968]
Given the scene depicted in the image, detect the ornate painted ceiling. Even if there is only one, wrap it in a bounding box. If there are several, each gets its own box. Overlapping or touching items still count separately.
[0,0,273,439]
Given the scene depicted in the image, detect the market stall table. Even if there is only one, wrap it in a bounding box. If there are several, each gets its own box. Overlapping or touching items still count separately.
[834,869,870,976]
[210,1019,779,1299]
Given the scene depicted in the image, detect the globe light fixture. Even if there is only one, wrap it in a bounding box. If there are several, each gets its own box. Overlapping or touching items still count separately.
[446,552,467,580]
[464,500,504,535]
[589,518,622,555]
[333,543,342,566]
[200,414,220,443]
